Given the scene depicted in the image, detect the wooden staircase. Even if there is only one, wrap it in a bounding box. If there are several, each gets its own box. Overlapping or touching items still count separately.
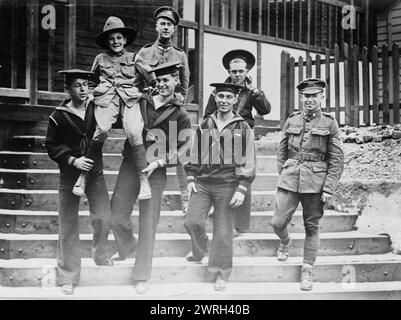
[1,128,401,299]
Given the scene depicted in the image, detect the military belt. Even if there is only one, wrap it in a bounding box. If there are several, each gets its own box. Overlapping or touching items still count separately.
[288,150,327,162]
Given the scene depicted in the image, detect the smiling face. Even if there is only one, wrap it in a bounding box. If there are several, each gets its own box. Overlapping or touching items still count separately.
[228,59,249,85]
[156,17,176,40]
[214,91,238,114]
[107,31,127,54]
[156,73,179,97]
[300,91,324,113]
[67,78,89,104]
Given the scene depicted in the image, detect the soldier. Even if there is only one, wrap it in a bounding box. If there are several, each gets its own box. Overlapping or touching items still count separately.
[271,78,344,291]
[45,69,113,296]
[137,5,190,214]
[204,49,271,237]
[185,83,256,291]
[110,62,192,294]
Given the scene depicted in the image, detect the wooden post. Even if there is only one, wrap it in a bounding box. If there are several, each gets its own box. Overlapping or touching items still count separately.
[248,0,252,33]
[64,0,76,69]
[26,0,39,105]
[334,44,340,123]
[307,0,311,45]
[382,44,390,124]
[364,0,370,47]
[298,0,302,42]
[280,51,290,128]
[289,57,295,115]
[275,0,279,38]
[306,52,312,78]
[221,0,229,29]
[362,47,370,126]
[291,0,295,42]
[328,5,333,50]
[258,0,263,35]
[240,0,245,31]
[371,46,379,124]
[392,43,400,124]
[314,0,318,46]
[257,41,262,90]
[352,45,359,127]
[195,0,205,118]
[344,43,353,126]
[316,54,321,78]
[267,0,271,36]
[283,0,287,40]
[325,48,331,113]
[298,56,304,110]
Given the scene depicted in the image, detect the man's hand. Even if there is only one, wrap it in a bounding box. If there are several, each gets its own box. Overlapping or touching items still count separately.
[245,79,259,94]
[73,157,94,171]
[187,181,197,198]
[142,161,160,178]
[321,192,333,204]
[230,191,245,208]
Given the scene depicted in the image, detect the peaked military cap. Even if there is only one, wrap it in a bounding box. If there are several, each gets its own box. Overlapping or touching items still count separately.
[58,69,94,84]
[154,6,180,25]
[210,83,243,94]
[297,78,326,94]
[222,49,256,70]
[96,16,137,49]
[150,61,181,77]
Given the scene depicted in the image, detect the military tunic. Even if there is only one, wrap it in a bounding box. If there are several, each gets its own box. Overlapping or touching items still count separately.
[137,42,190,102]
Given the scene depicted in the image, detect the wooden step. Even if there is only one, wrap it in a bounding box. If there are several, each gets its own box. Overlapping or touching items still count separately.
[0,152,278,173]
[0,232,390,259]
[0,189,277,211]
[1,254,401,287]
[0,169,279,191]
[8,136,280,156]
[0,209,358,234]
[1,281,401,300]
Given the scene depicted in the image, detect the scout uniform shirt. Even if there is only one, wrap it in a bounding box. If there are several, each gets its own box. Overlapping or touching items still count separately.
[137,42,190,101]
[91,50,151,108]
[276,109,344,195]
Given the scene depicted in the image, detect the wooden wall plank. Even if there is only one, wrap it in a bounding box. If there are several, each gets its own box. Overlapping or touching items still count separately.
[291,0,295,42]
[230,0,237,30]
[11,1,18,89]
[307,0,311,45]
[362,46,370,126]
[316,54,321,78]
[306,52,312,78]
[26,0,39,105]
[275,0,279,38]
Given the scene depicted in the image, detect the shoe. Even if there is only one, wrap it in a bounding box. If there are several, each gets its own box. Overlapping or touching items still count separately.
[72,173,87,196]
[94,258,114,266]
[138,174,152,200]
[300,263,313,291]
[185,251,203,263]
[111,245,136,262]
[277,238,291,261]
[135,281,149,294]
[214,275,227,291]
[61,283,75,295]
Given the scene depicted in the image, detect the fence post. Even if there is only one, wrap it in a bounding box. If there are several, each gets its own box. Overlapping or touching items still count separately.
[362,47,370,126]
[392,43,400,124]
[382,44,390,124]
[280,51,290,129]
[344,43,353,126]
[352,45,360,127]
[371,46,379,124]
[334,44,340,124]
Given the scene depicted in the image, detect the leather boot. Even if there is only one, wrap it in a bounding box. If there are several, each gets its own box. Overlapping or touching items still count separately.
[277,238,291,261]
[300,263,313,291]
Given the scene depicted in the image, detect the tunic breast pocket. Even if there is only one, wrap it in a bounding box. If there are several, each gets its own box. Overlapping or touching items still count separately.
[310,128,330,152]
[120,61,136,79]
[285,126,302,149]
[99,63,114,78]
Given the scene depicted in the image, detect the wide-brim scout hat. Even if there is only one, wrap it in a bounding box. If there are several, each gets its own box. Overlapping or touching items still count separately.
[154,6,180,25]
[150,61,182,77]
[95,16,137,49]
[58,69,94,84]
[222,49,256,71]
[297,78,326,94]
[210,83,243,95]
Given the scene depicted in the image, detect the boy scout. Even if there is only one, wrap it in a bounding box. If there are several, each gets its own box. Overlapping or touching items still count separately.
[271,78,344,291]
[45,70,113,295]
[204,49,271,237]
[137,6,191,214]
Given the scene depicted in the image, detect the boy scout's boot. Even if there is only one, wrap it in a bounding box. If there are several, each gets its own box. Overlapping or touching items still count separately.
[72,172,88,196]
[138,173,152,200]
[73,141,104,196]
[277,238,291,261]
[300,263,313,291]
